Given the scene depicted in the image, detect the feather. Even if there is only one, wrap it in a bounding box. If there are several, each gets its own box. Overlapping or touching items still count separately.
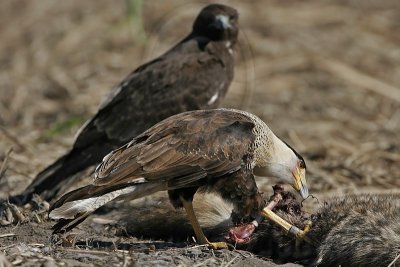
[49,182,166,220]
[49,187,135,219]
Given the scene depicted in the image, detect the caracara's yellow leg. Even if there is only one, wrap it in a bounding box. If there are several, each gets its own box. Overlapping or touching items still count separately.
[261,207,314,244]
[180,196,228,249]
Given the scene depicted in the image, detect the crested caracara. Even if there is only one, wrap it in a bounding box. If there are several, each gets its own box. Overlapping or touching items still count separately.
[49,108,308,249]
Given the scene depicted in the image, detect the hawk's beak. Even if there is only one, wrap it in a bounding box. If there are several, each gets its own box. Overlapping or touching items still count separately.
[213,15,231,30]
[292,166,308,199]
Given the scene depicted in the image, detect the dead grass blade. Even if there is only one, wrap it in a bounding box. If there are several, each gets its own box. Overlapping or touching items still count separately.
[387,253,400,267]
[0,233,15,239]
[316,57,400,103]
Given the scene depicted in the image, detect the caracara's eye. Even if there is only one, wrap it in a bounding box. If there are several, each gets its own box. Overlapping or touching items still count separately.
[299,160,306,169]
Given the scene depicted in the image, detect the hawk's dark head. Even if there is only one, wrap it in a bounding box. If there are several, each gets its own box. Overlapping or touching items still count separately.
[192,4,239,44]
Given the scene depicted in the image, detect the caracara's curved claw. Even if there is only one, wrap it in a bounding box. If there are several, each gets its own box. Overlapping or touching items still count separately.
[206,241,231,250]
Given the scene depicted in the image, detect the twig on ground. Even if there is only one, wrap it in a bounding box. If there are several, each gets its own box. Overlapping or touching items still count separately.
[0,253,12,267]
[0,233,15,239]
[222,254,240,267]
[122,254,131,267]
[387,253,400,267]
[57,248,111,256]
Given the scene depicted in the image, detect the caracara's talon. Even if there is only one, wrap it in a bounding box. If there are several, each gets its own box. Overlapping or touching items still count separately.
[293,220,318,246]
[262,207,315,245]
[206,241,230,250]
[297,220,312,239]
[180,197,231,250]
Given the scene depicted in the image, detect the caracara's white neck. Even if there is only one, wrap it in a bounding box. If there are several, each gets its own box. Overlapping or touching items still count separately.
[253,133,299,185]
[269,134,298,167]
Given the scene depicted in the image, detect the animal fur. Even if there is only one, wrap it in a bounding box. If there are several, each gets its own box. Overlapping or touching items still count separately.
[120,193,400,267]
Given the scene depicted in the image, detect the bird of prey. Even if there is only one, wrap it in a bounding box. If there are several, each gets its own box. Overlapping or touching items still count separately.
[13,4,239,203]
[49,108,309,249]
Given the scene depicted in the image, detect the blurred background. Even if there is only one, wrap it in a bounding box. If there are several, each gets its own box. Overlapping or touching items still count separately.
[0,0,399,202]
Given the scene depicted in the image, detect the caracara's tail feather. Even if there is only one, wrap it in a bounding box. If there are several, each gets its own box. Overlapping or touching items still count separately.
[49,182,166,233]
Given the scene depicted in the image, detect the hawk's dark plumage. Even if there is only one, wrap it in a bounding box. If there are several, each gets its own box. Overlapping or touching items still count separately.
[12,4,239,203]
[49,109,308,239]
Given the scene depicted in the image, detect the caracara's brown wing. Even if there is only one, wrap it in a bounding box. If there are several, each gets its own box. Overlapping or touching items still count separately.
[94,110,256,190]
[49,109,258,233]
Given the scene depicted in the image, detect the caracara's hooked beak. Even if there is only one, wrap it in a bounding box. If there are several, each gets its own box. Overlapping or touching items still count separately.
[291,165,308,199]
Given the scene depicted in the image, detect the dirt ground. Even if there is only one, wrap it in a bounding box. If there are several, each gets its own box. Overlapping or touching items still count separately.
[0,0,399,266]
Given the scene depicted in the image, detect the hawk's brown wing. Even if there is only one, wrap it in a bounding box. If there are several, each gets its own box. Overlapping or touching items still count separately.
[75,38,233,148]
